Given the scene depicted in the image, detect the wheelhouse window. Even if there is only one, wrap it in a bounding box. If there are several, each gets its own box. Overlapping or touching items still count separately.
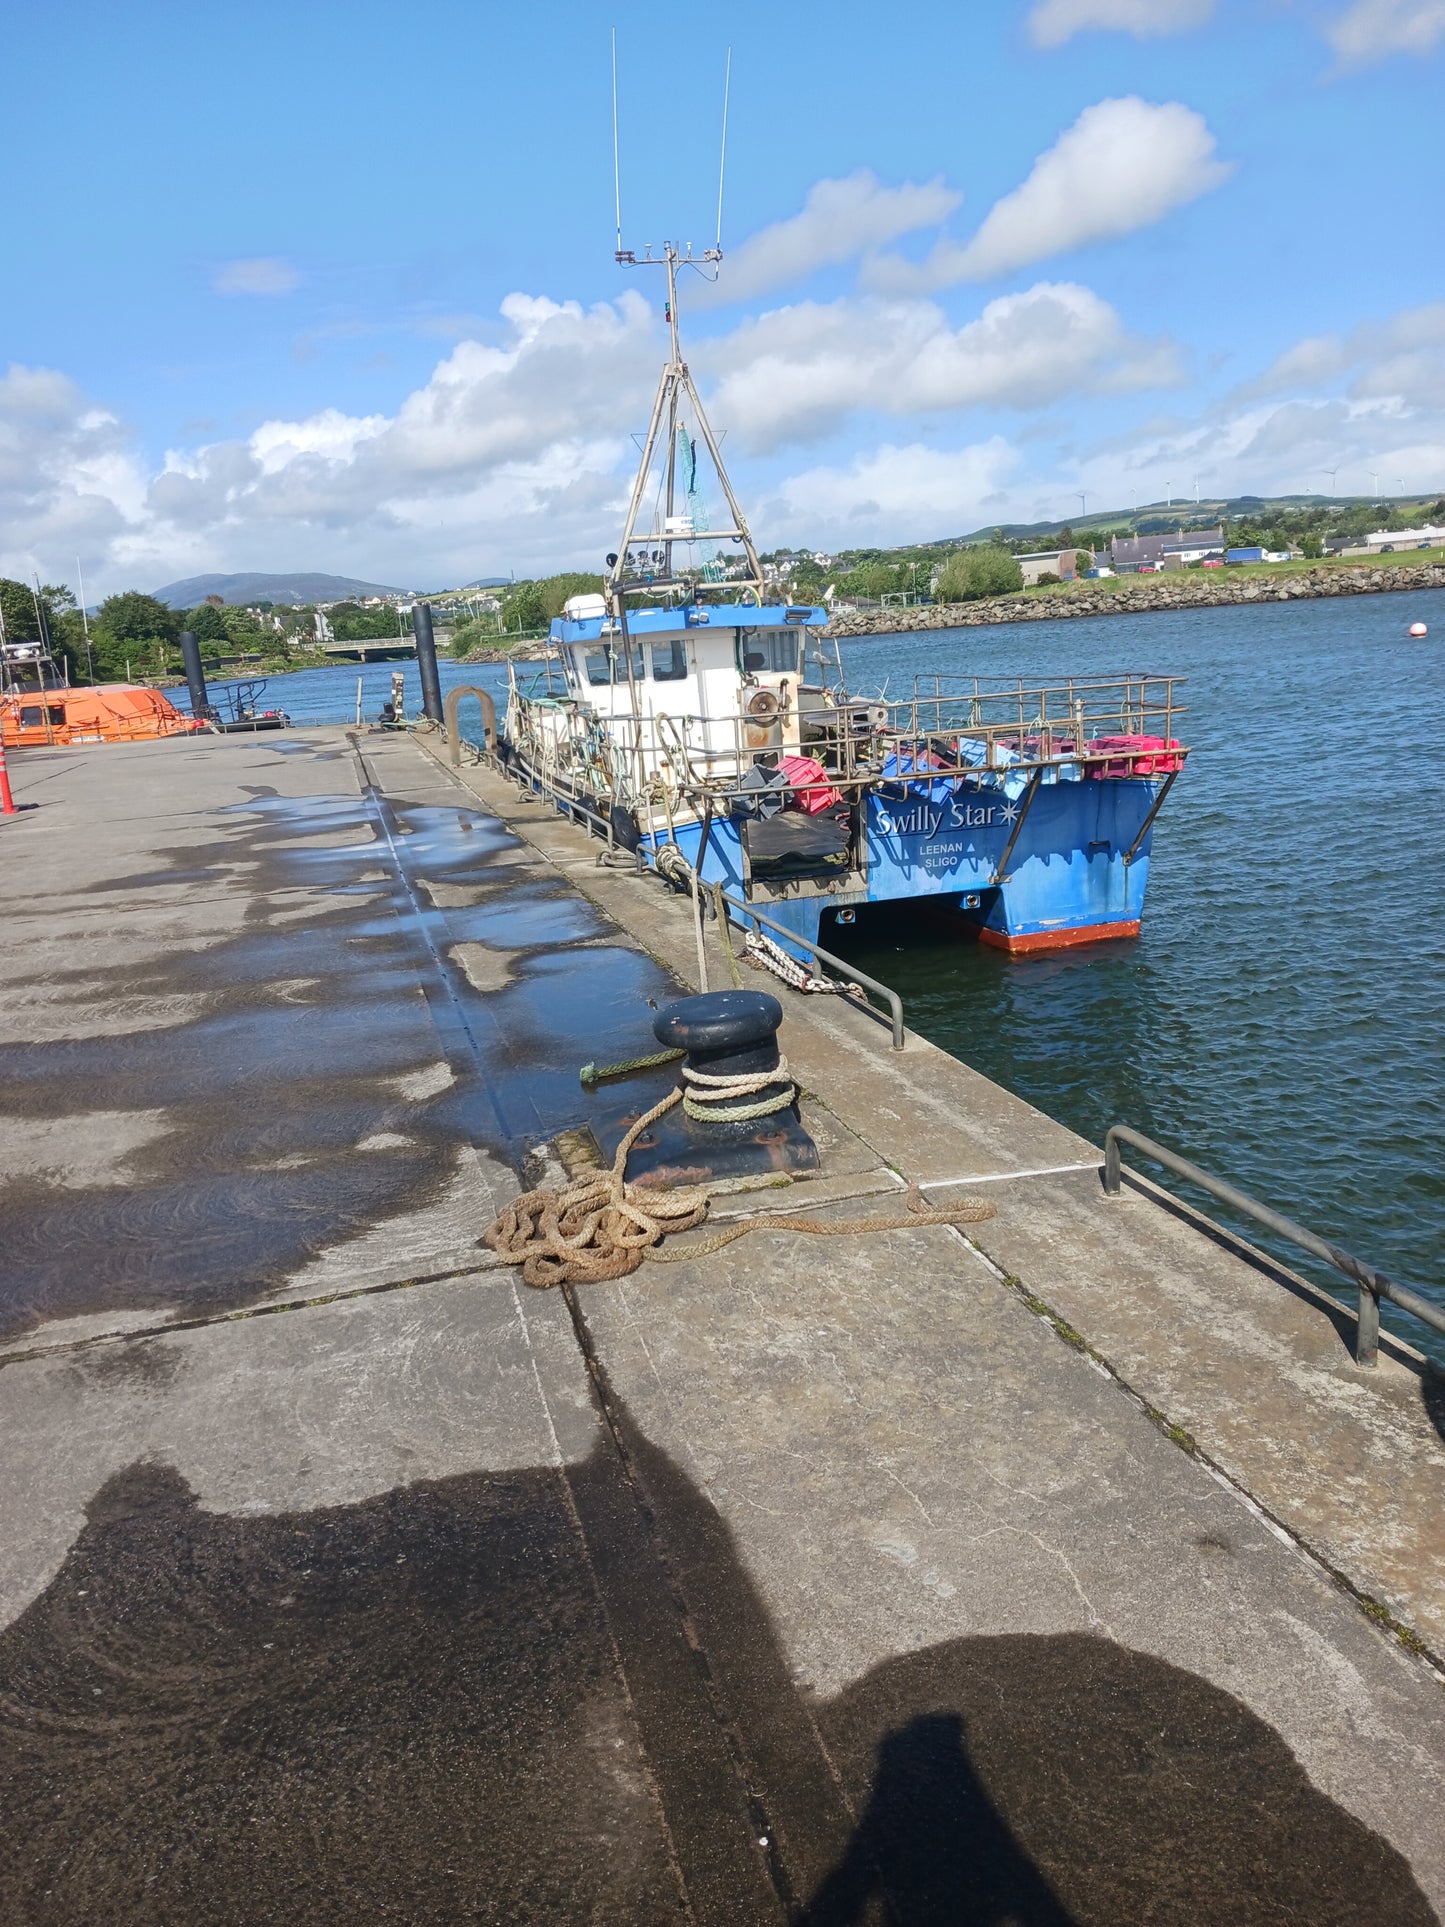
[651,639,687,681]
[738,628,800,675]
[580,640,644,686]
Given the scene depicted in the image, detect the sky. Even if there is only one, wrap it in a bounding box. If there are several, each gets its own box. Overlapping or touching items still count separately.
[3,0,1444,597]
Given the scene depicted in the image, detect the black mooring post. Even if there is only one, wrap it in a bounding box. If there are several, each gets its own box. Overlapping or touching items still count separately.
[179,632,209,719]
[413,602,444,723]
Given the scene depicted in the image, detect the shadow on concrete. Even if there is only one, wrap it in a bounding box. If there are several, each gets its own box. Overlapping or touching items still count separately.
[614,1397,1437,1927]
[0,1456,684,1924]
[1423,1366,1445,1445]
[800,1711,1073,1926]
[2,1415,1436,1924]
[804,1630,1444,1927]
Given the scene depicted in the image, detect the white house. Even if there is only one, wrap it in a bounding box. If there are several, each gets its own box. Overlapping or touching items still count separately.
[1363,525,1445,552]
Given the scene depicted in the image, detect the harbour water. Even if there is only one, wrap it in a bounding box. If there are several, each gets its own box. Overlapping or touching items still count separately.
[831,587,1445,1358]
[238,591,1445,1356]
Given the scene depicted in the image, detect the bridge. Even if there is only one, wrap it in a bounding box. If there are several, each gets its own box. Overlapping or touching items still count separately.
[318,637,417,662]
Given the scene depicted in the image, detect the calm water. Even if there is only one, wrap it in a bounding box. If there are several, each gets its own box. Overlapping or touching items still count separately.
[829,589,1445,1358]
[177,657,517,732]
[238,603,1445,1356]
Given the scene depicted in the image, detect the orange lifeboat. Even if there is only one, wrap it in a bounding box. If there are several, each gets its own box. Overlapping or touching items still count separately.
[0,682,206,749]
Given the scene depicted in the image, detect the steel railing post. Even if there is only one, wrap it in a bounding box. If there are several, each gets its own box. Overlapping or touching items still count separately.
[1355,1283,1381,1367]
[1104,1128,1122,1195]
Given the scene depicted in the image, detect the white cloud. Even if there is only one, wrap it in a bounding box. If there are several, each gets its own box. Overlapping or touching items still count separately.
[701,170,963,306]
[0,364,147,579]
[1325,0,1445,62]
[213,257,301,296]
[759,439,1018,549]
[1240,303,1445,405]
[0,293,667,592]
[16,269,1437,599]
[871,99,1231,289]
[703,283,1183,452]
[1027,0,1214,46]
[1074,301,1445,509]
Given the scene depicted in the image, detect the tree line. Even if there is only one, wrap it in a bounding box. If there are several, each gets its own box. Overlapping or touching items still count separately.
[0,582,420,683]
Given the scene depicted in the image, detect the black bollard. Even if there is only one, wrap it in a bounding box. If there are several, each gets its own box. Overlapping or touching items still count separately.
[179,631,209,720]
[593,987,818,1186]
[413,601,444,723]
[652,990,796,1140]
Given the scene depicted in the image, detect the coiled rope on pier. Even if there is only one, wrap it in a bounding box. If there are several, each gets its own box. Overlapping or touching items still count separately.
[482,1064,995,1290]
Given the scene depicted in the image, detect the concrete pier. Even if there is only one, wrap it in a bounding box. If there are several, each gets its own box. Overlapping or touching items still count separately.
[0,727,1441,1924]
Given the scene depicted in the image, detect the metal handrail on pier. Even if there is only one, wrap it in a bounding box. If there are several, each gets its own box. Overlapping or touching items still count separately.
[714,887,906,1052]
[1103,1124,1444,1367]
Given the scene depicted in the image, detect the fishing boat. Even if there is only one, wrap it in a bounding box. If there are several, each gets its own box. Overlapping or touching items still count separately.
[1,635,204,748]
[503,242,1189,962]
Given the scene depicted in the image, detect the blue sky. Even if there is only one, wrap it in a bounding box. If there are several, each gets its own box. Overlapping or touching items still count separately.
[4,0,1443,594]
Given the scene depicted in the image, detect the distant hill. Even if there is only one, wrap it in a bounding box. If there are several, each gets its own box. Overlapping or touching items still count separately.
[951,492,1433,548]
[152,571,408,609]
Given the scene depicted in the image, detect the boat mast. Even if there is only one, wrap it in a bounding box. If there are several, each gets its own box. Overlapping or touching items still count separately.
[606,241,764,615]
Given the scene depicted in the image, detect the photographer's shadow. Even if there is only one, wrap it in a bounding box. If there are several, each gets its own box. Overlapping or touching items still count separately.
[803,1710,1073,1927]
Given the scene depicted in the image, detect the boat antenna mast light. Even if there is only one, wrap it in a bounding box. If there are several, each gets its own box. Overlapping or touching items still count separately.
[607,40,760,612]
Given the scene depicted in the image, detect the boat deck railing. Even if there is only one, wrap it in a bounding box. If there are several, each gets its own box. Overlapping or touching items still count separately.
[508,671,1189,805]
[1104,1124,1445,1367]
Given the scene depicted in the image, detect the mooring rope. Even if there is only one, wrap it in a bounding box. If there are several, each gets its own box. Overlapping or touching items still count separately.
[712,882,746,990]
[482,1072,995,1290]
[579,1047,684,1087]
[743,924,868,1001]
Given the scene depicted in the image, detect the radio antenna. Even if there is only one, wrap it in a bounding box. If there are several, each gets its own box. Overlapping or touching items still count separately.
[715,46,731,252]
[611,27,623,257]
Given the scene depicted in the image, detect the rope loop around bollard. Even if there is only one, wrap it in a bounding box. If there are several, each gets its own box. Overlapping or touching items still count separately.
[679,1055,795,1123]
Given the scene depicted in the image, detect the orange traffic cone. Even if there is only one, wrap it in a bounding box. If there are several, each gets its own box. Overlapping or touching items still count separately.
[0,734,17,815]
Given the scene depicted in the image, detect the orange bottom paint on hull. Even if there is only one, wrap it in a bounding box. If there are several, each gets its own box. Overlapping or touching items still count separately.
[977,918,1141,954]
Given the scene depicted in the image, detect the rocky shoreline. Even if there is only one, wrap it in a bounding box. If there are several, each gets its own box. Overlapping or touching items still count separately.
[827,560,1445,638]
[442,562,1445,662]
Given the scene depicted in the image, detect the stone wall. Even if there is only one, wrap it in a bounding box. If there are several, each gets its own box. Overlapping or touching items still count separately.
[826,562,1445,639]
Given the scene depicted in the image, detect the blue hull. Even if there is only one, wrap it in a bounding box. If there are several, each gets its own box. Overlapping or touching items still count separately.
[643,771,1165,958]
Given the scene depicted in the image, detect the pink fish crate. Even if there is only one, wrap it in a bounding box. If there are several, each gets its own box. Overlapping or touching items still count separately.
[1083,735,1185,778]
[777,753,844,814]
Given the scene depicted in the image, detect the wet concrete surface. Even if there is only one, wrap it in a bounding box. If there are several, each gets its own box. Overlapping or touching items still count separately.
[2,732,1442,1924]
[0,734,682,1345]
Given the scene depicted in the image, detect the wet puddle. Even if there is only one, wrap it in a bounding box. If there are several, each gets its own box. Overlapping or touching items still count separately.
[0,768,683,1339]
